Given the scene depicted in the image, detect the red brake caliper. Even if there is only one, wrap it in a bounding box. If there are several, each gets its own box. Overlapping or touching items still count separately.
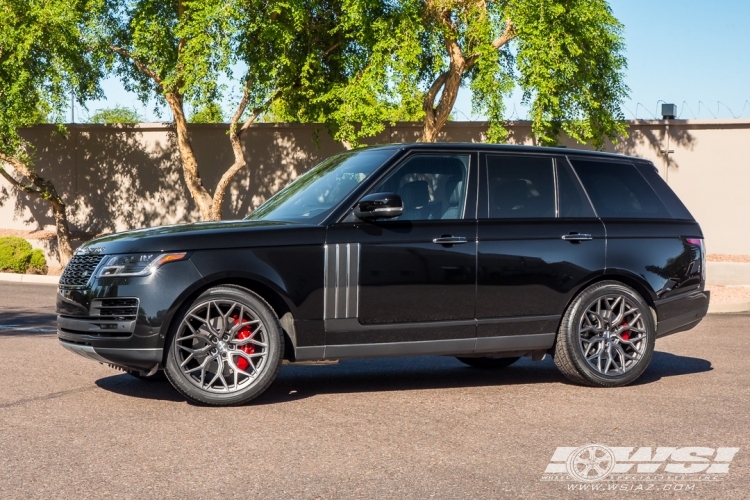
[621,322,630,341]
[232,314,255,371]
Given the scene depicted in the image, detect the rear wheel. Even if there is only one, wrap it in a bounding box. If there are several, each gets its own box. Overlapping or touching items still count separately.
[554,281,655,387]
[164,286,284,406]
[456,356,520,370]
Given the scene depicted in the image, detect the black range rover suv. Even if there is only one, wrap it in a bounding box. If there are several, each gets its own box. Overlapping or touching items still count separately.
[57,144,710,405]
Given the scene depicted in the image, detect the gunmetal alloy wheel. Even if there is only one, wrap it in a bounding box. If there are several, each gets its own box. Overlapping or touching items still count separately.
[554,281,656,387]
[164,286,283,406]
[578,295,648,376]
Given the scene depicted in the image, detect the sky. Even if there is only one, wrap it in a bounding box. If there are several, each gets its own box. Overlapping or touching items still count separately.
[77,0,750,123]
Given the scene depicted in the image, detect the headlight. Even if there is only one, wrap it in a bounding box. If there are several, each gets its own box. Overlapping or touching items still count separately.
[97,253,187,277]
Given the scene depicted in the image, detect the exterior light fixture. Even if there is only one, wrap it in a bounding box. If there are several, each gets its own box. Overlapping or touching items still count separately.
[661,103,677,120]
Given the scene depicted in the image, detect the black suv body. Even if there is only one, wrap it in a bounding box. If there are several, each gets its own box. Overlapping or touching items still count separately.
[57,144,709,405]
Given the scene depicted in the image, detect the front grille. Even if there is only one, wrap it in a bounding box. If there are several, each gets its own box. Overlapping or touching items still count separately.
[90,298,139,320]
[59,254,105,287]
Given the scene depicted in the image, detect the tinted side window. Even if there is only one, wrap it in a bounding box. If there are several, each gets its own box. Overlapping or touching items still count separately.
[371,154,470,220]
[487,155,555,218]
[634,162,694,220]
[558,160,596,218]
[569,159,671,219]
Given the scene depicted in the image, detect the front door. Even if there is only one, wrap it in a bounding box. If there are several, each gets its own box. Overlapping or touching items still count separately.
[324,152,479,351]
[476,153,606,352]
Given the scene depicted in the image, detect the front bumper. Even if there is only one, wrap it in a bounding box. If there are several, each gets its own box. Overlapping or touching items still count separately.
[56,259,203,371]
[59,340,163,370]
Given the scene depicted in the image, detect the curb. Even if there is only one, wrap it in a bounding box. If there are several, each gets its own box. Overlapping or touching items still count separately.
[0,272,59,285]
[708,301,750,314]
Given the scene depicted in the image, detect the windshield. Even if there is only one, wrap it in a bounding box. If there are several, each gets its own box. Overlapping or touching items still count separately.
[246,149,397,223]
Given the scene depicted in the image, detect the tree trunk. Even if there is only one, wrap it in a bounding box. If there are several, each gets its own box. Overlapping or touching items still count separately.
[210,84,276,220]
[210,123,247,220]
[420,38,466,143]
[419,14,515,143]
[0,153,74,266]
[164,93,216,221]
[50,199,74,266]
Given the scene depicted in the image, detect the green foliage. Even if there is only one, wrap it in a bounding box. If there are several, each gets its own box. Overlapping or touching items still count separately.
[189,103,225,123]
[0,0,103,162]
[94,0,425,146]
[0,237,47,274]
[88,105,143,124]
[510,0,628,147]
[323,0,628,148]
[28,249,48,274]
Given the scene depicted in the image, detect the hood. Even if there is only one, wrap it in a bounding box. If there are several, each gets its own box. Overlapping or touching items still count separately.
[75,220,325,256]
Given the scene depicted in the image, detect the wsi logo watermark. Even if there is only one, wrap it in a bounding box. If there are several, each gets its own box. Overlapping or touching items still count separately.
[541,445,739,491]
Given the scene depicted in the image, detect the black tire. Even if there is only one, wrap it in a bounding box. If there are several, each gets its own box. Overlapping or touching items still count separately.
[127,370,167,381]
[554,281,656,387]
[456,356,520,369]
[164,285,284,406]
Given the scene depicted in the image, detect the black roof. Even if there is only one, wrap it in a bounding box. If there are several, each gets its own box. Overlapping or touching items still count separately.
[363,143,645,162]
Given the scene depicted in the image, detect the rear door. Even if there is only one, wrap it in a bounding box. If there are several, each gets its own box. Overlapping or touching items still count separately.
[569,157,704,303]
[475,153,605,352]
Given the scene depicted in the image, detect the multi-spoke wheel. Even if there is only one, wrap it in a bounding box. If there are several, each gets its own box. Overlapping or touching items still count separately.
[164,286,283,405]
[554,281,656,387]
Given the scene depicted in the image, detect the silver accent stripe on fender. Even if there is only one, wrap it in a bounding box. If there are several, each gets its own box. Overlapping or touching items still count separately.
[324,243,360,320]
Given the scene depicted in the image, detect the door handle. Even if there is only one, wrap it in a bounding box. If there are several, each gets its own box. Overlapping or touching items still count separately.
[561,233,593,241]
[433,236,468,245]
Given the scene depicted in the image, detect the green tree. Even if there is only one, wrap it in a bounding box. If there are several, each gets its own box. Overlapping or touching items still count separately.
[422,0,628,145]
[189,103,225,124]
[275,1,425,148]
[0,0,102,265]
[97,0,404,220]
[332,0,628,147]
[88,104,143,123]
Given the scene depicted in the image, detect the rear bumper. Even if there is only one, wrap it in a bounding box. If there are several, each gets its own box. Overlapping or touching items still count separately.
[59,339,163,370]
[655,289,710,338]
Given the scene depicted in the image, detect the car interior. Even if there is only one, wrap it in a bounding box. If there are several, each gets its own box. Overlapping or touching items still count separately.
[372,155,470,220]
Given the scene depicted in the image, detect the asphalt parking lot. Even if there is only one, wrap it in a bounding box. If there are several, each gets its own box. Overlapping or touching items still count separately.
[1,281,749,499]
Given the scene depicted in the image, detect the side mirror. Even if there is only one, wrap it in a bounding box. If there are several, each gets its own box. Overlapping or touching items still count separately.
[354,192,403,220]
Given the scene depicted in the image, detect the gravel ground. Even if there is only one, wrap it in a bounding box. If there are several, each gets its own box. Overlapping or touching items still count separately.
[707,254,750,262]
[706,285,750,304]
[1,283,749,499]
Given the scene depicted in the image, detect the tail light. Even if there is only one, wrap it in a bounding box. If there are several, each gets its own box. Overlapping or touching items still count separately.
[685,238,706,284]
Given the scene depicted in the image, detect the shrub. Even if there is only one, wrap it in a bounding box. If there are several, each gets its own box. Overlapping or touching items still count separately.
[28,249,48,275]
[0,236,48,274]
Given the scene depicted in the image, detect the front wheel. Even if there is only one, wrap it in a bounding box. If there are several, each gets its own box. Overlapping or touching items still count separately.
[164,286,284,406]
[554,281,656,387]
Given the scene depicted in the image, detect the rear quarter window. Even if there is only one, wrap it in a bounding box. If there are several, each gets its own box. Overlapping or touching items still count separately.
[633,162,694,220]
[568,158,671,219]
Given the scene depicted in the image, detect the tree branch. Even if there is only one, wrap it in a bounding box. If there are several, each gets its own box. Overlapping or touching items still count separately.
[322,41,341,58]
[0,164,40,196]
[109,45,163,88]
[424,71,451,111]
[491,20,515,50]
[229,79,253,131]
[466,20,516,68]
[239,89,281,133]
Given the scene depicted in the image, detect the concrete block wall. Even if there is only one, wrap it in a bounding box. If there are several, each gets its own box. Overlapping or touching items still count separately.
[2,120,749,264]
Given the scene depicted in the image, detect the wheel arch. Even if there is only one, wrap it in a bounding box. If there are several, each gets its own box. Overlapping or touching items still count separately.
[159,274,298,364]
[553,270,658,349]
